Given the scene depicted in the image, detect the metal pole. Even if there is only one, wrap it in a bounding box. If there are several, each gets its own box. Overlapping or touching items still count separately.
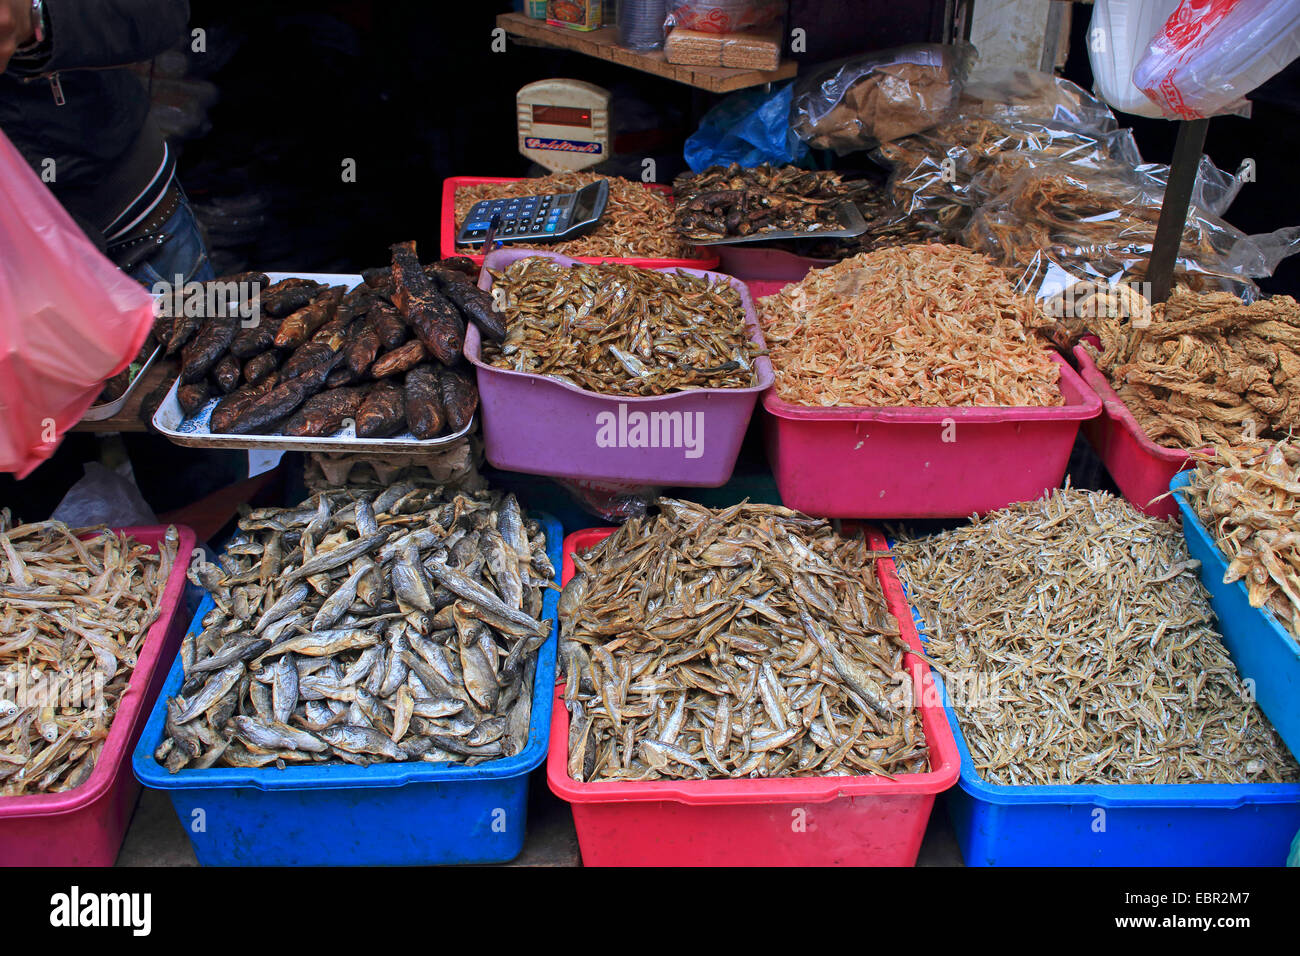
[1148,117,1210,303]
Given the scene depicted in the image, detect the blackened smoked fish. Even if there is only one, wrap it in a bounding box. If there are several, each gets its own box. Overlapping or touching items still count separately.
[213,354,242,393]
[219,353,341,435]
[262,279,321,318]
[356,380,406,437]
[371,340,427,378]
[283,385,368,437]
[438,366,478,431]
[430,266,506,341]
[243,352,279,386]
[371,301,408,350]
[210,376,279,433]
[404,365,445,439]
[275,286,343,350]
[280,341,336,381]
[344,317,381,377]
[178,381,213,417]
[389,241,463,365]
[229,316,281,359]
[180,317,240,384]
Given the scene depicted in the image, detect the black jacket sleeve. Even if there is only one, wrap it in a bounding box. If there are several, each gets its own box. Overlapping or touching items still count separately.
[9,0,190,74]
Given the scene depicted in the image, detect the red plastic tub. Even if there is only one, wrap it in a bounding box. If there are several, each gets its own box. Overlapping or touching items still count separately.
[467,249,774,487]
[762,352,1102,518]
[547,527,960,867]
[441,175,719,270]
[1072,344,1194,519]
[0,525,194,867]
[717,245,834,281]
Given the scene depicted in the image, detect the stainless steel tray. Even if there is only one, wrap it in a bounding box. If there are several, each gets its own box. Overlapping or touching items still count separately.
[81,344,162,421]
[150,272,476,453]
[686,202,869,246]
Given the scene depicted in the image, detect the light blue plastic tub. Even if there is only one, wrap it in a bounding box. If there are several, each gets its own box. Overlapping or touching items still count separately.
[889,544,1300,867]
[1171,471,1300,761]
[132,514,561,866]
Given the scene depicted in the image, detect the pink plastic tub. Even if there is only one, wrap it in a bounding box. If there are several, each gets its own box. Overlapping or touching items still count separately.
[0,525,194,867]
[547,527,960,867]
[467,249,774,486]
[1072,344,1193,520]
[716,245,833,282]
[762,353,1102,518]
[441,176,719,270]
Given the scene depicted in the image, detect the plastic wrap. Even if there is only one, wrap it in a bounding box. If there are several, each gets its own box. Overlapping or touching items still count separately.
[553,477,658,522]
[1135,0,1300,120]
[0,130,155,478]
[790,43,975,154]
[665,0,785,33]
[962,159,1294,299]
[960,68,1122,132]
[684,82,808,171]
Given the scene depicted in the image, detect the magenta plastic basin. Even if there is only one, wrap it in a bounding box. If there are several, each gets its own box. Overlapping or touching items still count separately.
[0,525,194,867]
[468,249,774,487]
[762,353,1102,518]
[1072,344,1194,519]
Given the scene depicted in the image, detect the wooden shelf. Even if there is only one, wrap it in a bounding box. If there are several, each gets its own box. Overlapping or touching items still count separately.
[498,13,796,94]
[72,359,173,433]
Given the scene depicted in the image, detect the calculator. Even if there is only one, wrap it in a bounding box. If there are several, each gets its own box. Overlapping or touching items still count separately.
[456,179,610,246]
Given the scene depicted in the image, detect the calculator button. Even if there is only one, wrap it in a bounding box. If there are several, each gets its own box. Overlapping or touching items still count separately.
[545,224,557,233]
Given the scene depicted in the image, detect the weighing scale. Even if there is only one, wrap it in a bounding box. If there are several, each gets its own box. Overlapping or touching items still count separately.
[515,78,612,173]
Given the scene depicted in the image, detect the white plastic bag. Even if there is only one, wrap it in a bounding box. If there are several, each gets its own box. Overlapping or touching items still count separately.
[1134,0,1300,120]
[1088,0,1181,118]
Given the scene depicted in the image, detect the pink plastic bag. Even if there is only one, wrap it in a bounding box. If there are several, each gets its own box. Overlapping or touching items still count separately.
[666,0,785,34]
[0,129,154,478]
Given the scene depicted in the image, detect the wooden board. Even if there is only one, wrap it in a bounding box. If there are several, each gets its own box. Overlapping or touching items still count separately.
[498,13,796,93]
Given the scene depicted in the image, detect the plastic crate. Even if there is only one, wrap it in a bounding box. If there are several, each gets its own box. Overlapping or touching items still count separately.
[0,526,195,867]
[132,514,562,866]
[762,352,1102,518]
[441,175,718,270]
[1073,344,1193,519]
[546,526,960,866]
[466,249,773,487]
[1172,471,1300,762]
[890,543,1300,867]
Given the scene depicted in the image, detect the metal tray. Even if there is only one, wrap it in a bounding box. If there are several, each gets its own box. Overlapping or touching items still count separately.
[151,272,476,454]
[81,344,162,421]
[687,202,868,246]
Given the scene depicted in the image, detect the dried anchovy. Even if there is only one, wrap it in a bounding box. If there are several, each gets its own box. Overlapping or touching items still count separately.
[671,163,876,240]
[454,172,700,260]
[0,515,179,795]
[1180,439,1300,641]
[484,256,762,396]
[1082,288,1300,448]
[559,499,928,782]
[894,487,1298,786]
[758,243,1061,407]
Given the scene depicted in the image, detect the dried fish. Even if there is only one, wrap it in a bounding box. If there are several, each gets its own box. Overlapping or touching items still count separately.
[672,163,874,240]
[158,490,553,770]
[758,244,1061,407]
[484,257,762,396]
[560,499,927,781]
[893,487,1298,786]
[0,515,179,795]
[1179,439,1300,641]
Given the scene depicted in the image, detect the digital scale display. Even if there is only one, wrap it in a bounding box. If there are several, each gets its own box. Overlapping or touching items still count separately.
[517,79,611,173]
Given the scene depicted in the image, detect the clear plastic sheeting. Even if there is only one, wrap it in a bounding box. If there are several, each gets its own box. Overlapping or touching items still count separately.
[790,43,975,154]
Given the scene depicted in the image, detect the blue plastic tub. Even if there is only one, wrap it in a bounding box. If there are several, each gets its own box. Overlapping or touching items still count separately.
[888,546,1300,867]
[132,513,562,867]
[1172,471,1300,762]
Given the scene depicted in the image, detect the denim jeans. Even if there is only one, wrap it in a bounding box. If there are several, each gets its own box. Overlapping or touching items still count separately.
[126,188,215,288]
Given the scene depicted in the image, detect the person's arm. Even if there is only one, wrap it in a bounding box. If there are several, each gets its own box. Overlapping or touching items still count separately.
[6,0,190,76]
[0,0,35,73]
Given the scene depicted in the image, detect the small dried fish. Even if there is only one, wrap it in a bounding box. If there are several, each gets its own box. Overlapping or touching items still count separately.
[159,490,553,771]
[0,515,179,795]
[559,499,927,781]
[893,487,1298,786]
[484,257,762,396]
[672,164,875,240]
[1179,438,1300,641]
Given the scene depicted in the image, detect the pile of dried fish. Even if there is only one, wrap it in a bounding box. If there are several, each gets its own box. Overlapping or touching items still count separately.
[894,487,1298,786]
[155,488,553,771]
[1179,439,1300,641]
[559,499,929,782]
[160,242,484,439]
[1081,288,1300,448]
[758,244,1062,406]
[483,256,763,396]
[455,172,700,260]
[671,164,875,241]
[1,515,178,795]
